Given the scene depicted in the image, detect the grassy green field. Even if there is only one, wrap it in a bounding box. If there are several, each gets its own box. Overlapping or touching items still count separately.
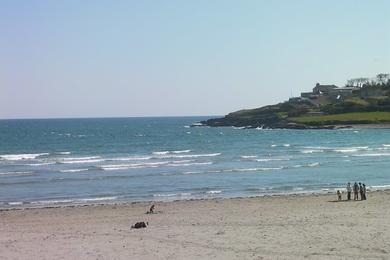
[290,111,390,125]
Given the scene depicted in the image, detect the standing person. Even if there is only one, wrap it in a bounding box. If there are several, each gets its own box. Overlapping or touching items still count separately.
[362,183,367,200]
[346,182,352,200]
[353,182,359,200]
[359,183,363,201]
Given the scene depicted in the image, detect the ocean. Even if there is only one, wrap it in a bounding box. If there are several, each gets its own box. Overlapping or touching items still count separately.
[1,117,390,208]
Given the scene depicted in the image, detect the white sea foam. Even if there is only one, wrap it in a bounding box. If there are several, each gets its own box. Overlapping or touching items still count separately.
[301,149,324,154]
[224,167,283,173]
[0,153,49,161]
[173,150,191,154]
[255,158,289,162]
[0,171,33,176]
[60,169,89,173]
[8,201,24,205]
[30,196,118,205]
[58,151,71,155]
[100,166,134,171]
[334,146,368,153]
[383,144,390,147]
[191,122,203,126]
[352,153,390,157]
[183,171,203,175]
[78,196,117,202]
[26,162,56,166]
[153,150,191,155]
[153,193,191,198]
[271,144,277,147]
[292,162,320,168]
[158,153,221,159]
[109,156,152,161]
[153,151,170,155]
[60,159,104,164]
[168,162,213,167]
[153,193,177,197]
[241,155,258,159]
[283,144,290,147]
[58,156,103,164]
[308,162,320,167]
[207,190,222,194]
[303,146,331,149]
[100,161,172,171]
[63,156,101,161]
[31,199,74,204]
[369,185,390,191]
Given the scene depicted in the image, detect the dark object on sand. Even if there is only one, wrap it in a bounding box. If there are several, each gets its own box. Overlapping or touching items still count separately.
[146,204,155,214]
[131,222,148,229]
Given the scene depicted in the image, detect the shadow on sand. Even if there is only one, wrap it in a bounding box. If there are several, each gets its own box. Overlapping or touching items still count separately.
[327,200,362,203]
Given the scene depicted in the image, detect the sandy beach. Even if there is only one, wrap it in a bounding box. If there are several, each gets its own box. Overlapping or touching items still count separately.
[1,191,390,260]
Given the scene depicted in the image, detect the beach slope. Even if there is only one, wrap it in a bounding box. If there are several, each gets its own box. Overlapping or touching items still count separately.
[1,191,390,260]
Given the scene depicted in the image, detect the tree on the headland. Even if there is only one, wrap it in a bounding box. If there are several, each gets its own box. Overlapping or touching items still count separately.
[346,78,358,87]
[346,74,389,88]
[377,73,390,85]
[347,78,369,87]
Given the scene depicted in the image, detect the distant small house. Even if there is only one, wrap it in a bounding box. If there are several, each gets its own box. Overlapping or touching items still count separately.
[360,86,386,99]
[312,83,338,95]
[289,97,302,102]
[300,92,317,98]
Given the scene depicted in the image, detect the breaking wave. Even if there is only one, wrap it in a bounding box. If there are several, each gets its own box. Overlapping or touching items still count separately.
[0,171,34,176]
[352,153,390,157]
[60,169,89,173]
[153,150,191,155]
[0,153,49,161]
[255,158,289,162]
[158,153,221,159]
[241,155,258,159]
[58,156,104,164]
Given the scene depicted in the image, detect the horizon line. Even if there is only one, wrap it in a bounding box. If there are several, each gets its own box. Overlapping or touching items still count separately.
[0,115,221,121]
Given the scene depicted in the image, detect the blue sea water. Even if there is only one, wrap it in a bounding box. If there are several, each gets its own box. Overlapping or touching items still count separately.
[1,117,390,208]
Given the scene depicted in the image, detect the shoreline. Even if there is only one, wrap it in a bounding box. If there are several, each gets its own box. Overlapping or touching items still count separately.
[334,123,390,129]
[196,122,390,130]
[1,188,388,211]
[2,190,390,259]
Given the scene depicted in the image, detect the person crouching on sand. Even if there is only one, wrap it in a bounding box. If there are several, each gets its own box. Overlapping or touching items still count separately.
[346,182,352,200]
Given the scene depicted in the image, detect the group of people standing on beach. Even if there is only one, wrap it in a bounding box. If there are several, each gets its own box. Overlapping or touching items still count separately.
[342,182,367,201]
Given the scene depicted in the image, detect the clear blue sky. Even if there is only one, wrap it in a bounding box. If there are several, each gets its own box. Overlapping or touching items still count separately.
[1,0,389,119]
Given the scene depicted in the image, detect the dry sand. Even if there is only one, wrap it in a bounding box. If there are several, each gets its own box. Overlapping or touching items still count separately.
[1,191,390,260]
